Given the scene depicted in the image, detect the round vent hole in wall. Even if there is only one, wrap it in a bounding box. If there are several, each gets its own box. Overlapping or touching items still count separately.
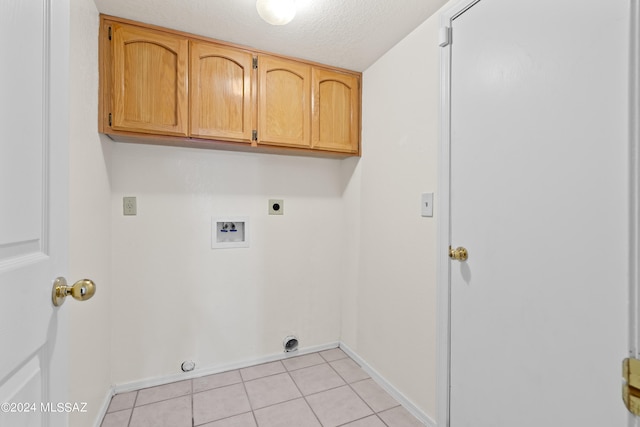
[181,361,196,372]
[283,336,298,353]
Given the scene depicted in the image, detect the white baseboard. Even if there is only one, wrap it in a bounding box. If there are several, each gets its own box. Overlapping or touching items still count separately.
[339,342,436,427]
[111,341,340,394]
[101,340,435,427]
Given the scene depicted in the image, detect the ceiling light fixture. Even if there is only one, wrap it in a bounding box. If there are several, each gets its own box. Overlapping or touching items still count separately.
[256,0,296,26]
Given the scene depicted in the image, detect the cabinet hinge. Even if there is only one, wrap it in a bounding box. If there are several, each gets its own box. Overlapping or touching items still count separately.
[439,26,451,47]
[108,113,112,127]
[252,57,258,69]
[108,26,112,41]
[252,130,257,141]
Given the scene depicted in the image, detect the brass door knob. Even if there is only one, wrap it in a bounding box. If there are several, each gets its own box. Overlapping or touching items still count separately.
[449,246,468,262]
[52,277,96,307]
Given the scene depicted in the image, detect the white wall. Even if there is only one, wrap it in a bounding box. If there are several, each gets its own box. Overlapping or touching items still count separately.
[341,8,443,419]
[68,0,112,425]
[67,3,445,423]
[109,144,351,384]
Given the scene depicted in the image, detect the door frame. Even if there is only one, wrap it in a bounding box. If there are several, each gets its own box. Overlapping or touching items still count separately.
[434,1,640,426]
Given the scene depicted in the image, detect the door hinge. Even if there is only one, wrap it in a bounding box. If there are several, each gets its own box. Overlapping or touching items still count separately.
[439,26,451,47]
[252,130,258,141]
[623,358,640,416]
[108,113,112,127]
[108,26,112,41]
[252,57,258,69]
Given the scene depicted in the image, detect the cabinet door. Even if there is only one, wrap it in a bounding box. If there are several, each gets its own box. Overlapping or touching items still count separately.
[190,42,254,142]
[312,69,360,153]
[258,55,311,148]
[111,23,188,136]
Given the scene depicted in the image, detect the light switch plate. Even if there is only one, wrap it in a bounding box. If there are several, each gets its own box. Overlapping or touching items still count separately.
[421,193,434,217]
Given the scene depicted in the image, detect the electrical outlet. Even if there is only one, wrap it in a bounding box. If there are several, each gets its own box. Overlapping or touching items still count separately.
[123,197,137,216]
[269,199,284,215]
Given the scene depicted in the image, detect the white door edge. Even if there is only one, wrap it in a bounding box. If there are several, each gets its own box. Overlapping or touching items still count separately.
[631,0,640,358]
[435,2,473,426]
[434,1,640,426]
[630,3,640,426]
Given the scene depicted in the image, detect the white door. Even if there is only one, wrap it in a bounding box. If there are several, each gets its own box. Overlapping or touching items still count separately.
[446,0,631,425]
[0,0,71,426]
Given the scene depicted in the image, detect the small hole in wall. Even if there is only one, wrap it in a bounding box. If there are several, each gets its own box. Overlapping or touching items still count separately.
[283,336,299,353]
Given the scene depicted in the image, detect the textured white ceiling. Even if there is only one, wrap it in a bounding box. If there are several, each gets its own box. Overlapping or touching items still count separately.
[93,0,448,71]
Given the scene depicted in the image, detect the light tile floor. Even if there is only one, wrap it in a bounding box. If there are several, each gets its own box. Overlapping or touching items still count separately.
[101,348,425,427]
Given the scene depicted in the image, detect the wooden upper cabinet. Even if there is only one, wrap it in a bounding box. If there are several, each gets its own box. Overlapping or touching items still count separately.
[312,69,360,154]
[100,16,361,157]
[110,22,188,136]
[190,42,254,142]
[258,55,311,148]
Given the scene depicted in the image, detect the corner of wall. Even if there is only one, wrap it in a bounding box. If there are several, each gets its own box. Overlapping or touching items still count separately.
[340,157,362,349]
[346,4,449,418]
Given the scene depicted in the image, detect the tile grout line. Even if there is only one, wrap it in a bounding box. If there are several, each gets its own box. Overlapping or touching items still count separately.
[190,379,194,427]
[236,353,337,425]
[282,354,327,373]
[191,371,328,425]
[334,413,388,427]
[240,365,288,382]
[299,351,372,426]
[195,411,256,427]
[126,391,138,427]
[191,381,253,426]
[287,362,326,427]
[239,379,351,413]
[128,391,192,410]
[289,350,357,426]
[325,357,393,427]
[238,372,260,427]
[194,353,368,425]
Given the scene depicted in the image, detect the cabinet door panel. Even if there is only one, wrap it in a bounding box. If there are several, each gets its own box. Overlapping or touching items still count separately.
[190,42,254,142]
[258,55,310,148]
[111,23,188,136]
[312,69,359,153]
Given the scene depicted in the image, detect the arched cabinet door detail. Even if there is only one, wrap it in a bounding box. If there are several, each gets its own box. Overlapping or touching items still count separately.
[312,69,360,154]
[190,42,254,143]
[258,55,311,148]
[110,22,188,136]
